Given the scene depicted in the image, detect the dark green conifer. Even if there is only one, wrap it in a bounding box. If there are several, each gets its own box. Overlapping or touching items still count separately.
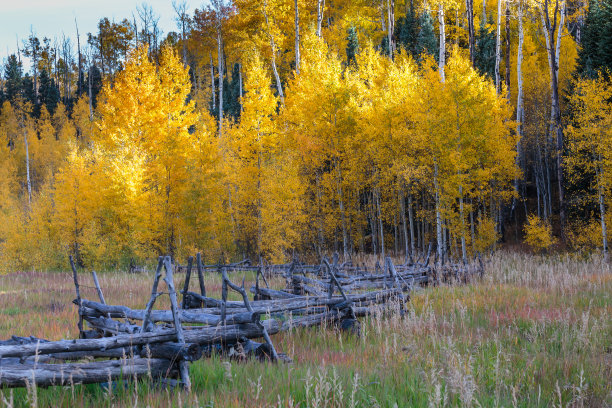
[346,26,359,66]
[417,9,438,60]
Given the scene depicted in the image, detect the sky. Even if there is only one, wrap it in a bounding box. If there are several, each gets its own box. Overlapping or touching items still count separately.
[0,0,204,70]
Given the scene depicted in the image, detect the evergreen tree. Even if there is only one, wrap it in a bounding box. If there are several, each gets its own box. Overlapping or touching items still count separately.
[347,26,359,66]
[22,74,36,107]
[417,9,438,60]
[474,19,496,78]
[38,68,60,115]
[224,62,242,121]
[396,3,419,57]
[578,0,612,77]
[86,65,103,108]
[3,55,23,103]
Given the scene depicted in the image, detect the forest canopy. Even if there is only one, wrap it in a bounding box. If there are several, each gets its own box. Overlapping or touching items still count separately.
[0,0,611,270]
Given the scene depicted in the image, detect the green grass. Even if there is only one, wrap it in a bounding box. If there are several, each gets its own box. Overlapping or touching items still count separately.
[0,251,610,407]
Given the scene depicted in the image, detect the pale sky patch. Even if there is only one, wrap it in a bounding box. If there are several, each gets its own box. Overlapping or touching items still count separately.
[0,0,204,71]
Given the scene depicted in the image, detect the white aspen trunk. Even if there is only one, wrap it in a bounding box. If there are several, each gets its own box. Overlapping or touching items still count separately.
[24,129,32,208]
[495,0,502,93]
[75,18,82,97]
[294,0,300,74]
[315,173,325,252]
[483,0,487,22]
[512,1,524,215]
[257,151,262,255]
[505,3,511,100]
[516,1,524,142]
[394,213,399,256]
[263,1,285,104]
[370,193,378,257]
[381,0,387,31]
[470,199,475,252]
[238,63,243,112]
[400,190,409,258]
[387,0,395,58]
[467,0,475,64]
[210,53,216,111]
[540,0,567,233]
[554,4,565,81]
[376,188,385,261]
[459,183,467,263]
[217,29,223,138]
[422,195,427,252]
[597,164,609,262]
[336,162,348,260]
[408,192,416,257]
[434,162,443,265]
[87,65,93,121]
[438,4,446,82]
[316,0,325,37]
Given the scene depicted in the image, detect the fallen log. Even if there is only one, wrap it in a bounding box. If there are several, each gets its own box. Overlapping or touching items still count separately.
[185,288,404,315]
[0,342,202,364]
[0,357,179,388]
[0,320,279,359]
[79,299,258,325]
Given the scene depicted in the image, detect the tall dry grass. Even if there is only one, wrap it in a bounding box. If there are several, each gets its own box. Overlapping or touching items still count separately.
[0,251,609,407]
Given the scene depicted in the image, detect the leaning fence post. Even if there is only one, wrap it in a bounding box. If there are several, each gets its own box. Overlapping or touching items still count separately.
[196,253,206,298]
[141,257,164,333]
[163,256,191,392]
[180,256,194,309]
[69,255,84,339]
[221,268,279,362]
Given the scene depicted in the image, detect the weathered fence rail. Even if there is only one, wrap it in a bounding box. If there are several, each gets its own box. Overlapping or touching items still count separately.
[0,251,483,390]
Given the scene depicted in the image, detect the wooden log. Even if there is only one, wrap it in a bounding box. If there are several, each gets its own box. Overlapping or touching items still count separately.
[142,342,202,362]
[386,257,407,316]
[0,358,178,388]
[69,255,84,338]
[2,343,200,363]
[221,268,279,362]
[80,299,258,325]
[163,256,191,391]
[142,257,164,332]
[82,314,142,334]
[181,256,194,309]
[186,288,403,315]
[0,320,280,359]
[249,287,298,300]
[196,253,206,298]
[91,271,107,305]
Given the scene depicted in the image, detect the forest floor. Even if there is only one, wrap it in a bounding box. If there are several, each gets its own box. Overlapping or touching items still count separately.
[0,252,610,407]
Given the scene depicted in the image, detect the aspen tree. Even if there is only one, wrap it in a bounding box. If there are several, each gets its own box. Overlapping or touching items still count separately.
[566,73,612,262]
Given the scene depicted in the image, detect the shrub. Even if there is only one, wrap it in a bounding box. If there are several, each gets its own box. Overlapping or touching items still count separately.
[474,217,499,254]
[523,214,556,252]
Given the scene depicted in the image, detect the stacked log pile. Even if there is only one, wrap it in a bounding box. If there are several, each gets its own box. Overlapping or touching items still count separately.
[0,255,279,389]
[0,252,483,390]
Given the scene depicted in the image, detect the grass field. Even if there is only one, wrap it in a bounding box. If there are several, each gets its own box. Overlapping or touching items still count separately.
[0,252,610,407]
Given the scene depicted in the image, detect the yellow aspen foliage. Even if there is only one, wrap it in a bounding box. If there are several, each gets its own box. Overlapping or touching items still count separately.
[52,103,77,144]
[284,32,355,255]
[523,214,556,252]
[228,51,304,260]
[51,146,98,266]
[0,136,17,258]
[566,73,612,190]
[71,95,94,146]
[181,110,230,261]
[474,217,500,253]
[566,73,612,256]
[95,44,198,260]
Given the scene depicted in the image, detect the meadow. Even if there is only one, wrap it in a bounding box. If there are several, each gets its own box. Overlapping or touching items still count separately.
[0,251,610,407]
